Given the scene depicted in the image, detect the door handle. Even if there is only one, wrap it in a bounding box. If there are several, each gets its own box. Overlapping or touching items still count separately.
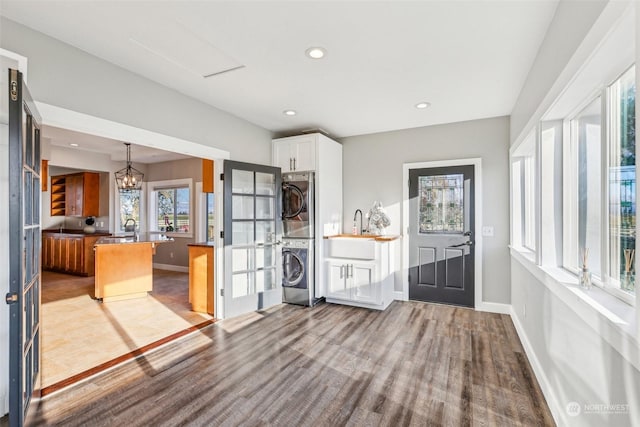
[348,264,353,278]
[289,158,292,170]
[463,231,472,237]
[451,241,474,248]
[340,265,344,279]
[293,157,296,170]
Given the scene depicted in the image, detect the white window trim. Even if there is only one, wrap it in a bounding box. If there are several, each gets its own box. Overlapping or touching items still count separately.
[147,178,194,238]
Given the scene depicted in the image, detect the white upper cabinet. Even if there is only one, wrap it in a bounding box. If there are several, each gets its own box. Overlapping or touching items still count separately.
[272,134,316,172]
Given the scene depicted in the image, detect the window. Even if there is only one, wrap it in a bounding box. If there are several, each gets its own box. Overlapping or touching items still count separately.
[418,174,464,233]
[511,129,537,252]
[206,193,215,242]
[148,179,192,237]
[118,189,141,232]
[564,66,636,299]
[608,66,636,294]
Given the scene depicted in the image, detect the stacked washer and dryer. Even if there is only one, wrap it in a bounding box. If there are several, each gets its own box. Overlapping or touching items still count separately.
[274,133,343,307]
[281,172,317,306]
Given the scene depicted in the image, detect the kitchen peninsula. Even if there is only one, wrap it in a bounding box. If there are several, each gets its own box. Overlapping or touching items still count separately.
[94,233,173,302]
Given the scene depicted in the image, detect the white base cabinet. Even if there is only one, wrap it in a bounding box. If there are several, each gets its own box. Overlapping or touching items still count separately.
[325,238,395,310]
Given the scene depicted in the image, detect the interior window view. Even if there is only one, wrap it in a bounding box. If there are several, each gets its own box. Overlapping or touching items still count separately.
[1,1,640,427]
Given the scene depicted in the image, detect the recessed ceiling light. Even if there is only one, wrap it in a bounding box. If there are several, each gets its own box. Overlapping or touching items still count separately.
[69,143,79,147]
[305,47,326,59]
[415,102,431,109]
[283,110,297,116]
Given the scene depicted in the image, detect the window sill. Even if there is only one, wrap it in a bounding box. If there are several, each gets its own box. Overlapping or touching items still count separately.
[510,247,640,371]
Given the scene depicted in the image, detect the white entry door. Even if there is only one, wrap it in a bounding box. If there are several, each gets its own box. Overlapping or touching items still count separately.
[223,160,282,318]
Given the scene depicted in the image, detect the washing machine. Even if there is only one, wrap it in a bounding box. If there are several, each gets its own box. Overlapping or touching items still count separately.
[282,238,315,306]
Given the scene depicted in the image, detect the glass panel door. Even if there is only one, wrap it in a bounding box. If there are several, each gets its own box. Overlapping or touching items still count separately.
[224,161,281,319]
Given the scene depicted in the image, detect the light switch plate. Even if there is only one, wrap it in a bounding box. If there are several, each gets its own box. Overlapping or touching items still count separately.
[482,226,494,237]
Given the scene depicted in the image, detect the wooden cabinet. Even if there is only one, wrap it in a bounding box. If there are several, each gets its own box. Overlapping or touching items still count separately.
[50,172,100,217]
[188,244,215,315]
[202,159,215,193]
[272,134,316,173]
[41,232,102,276]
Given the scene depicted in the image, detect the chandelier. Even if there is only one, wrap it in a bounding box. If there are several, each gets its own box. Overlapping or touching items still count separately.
[115,143,144,192]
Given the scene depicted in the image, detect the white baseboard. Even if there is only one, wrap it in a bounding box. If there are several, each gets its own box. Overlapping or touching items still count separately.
[509,307,563,427]
[153,263,188,273]
[393,291,406,301]
[476,301,511,314]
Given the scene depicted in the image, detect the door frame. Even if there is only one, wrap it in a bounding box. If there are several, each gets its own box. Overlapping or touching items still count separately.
[402,158,485,309]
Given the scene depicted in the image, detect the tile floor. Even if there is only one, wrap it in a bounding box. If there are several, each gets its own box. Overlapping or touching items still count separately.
[41,269,213,387]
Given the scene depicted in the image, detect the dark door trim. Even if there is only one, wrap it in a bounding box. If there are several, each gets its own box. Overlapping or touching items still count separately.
[402,158,484,308]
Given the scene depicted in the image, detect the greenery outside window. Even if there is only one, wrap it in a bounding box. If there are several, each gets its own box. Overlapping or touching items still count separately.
[148,179,193,237]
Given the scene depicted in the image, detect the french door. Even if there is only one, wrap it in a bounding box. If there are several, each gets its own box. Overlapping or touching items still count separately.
[223,160,282,318]
[7,68,42,426]
[408,165,475,307]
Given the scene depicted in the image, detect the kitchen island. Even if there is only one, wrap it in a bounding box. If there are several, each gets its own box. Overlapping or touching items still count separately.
[94,233,173,302]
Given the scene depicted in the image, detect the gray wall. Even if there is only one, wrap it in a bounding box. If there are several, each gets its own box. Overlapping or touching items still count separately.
[510,0,607,144]
[0,17,273,164]
[340,116,511,304]
[147,157,203,268]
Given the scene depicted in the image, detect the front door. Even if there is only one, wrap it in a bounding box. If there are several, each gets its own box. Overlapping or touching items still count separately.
[7,68,42,426]
[408,165,475,307]
[223,160,282,318]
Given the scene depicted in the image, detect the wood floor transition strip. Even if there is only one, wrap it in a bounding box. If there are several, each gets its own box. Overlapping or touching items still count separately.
[40,318,217,397]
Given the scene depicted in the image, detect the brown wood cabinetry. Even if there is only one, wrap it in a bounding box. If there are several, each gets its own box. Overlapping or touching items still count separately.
[42,231,102,276]
[50,172,100,217]
[202,159,215,193]
[188,243,215,315]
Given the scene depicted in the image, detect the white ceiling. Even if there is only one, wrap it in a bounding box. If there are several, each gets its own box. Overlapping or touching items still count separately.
[43,125,191,164]
[2,1,559,138]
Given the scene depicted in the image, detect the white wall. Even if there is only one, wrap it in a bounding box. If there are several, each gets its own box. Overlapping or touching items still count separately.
[510,0,607,144]
[509,1,640,425]
[0,18,273,165]
[511,259,640,426]
[340,116,510,304]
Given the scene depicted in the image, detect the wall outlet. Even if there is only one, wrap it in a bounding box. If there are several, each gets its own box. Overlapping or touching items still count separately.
[78,220,82,227]
[170,252,174,259]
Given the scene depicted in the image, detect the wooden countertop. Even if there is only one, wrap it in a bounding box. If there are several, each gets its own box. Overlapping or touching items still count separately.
[188,242,215,248]
[324,234,401,242]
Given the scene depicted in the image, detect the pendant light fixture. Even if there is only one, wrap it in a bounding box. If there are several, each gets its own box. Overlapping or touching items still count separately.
[115,143,144,192]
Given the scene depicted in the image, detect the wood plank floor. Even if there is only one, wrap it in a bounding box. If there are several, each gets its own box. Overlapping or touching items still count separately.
[26,301,555,426]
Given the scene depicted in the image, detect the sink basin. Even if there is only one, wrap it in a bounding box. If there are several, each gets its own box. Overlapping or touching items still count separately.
[326,236,376,259]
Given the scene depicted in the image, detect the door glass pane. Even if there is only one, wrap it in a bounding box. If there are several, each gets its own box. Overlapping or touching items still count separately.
[256,197,274,219]
[233,273,251,298]
[256,221,275,244]
[576,97,602,277]
[256,172,275,195]
[233,195,254,219]
[418,174,464,233]
[256,269,276,292]
[232,248,251,272]
[609,67,635,293]
[232,170,254,194]
[232,222,254,245]
[256,246,275,269]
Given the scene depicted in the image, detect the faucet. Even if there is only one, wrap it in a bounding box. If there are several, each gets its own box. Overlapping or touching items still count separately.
[353,209,363,235]
[124,218,136,233]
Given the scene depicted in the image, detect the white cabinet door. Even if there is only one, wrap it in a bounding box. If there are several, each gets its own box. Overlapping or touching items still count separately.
[327,261,349,299]
[351,263,379,305]
[273,141,294,173]
[291,137,316,172]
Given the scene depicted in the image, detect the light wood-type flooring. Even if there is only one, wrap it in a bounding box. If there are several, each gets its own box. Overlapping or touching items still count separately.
[27,301,555,426]
[41,269,212,388]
